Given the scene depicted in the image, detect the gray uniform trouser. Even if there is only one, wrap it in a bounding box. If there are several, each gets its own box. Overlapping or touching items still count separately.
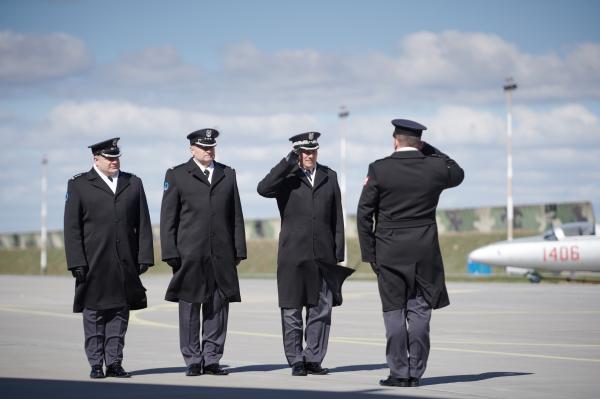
[281,278,333,366]
[179,288,229,367]
[83,307,129,367]
[383,294,432,379]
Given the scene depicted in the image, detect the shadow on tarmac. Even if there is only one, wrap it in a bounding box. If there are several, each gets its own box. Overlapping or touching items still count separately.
[0,378,442,399]
[422,371,533,386]
[130,366,187,376]
[226,363,289,372]
[329,363,388,373]
[131,364,290,375]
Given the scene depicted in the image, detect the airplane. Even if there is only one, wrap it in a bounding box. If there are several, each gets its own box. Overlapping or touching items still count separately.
[467,222,600,283]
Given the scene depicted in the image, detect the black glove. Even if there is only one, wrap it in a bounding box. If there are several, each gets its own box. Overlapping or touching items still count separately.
[285,150,299,165]
[420,141,449,158]
[370,262,380,276]
[419,141,437,156]
[138,264,150,275]
[165,258,181,273]
[71,267,88,284]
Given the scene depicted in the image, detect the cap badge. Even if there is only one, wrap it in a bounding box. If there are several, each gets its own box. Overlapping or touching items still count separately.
[308,132,314,140]
[206,130,212,138]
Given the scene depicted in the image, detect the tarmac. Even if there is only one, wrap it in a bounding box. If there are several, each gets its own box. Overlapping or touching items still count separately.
[0,275,599,399]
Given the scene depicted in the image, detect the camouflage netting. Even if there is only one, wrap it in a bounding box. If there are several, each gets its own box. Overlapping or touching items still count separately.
[1,201,593,250]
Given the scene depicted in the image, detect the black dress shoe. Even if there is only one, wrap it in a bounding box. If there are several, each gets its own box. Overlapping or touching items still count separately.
[291,362,307,376]
[379,376,409,387]
[409,377,420,387]
[89,365,105,379]
[106,362,131,378]
[305,362,329,375]
[203,363,229,375]
[185,363,202,376]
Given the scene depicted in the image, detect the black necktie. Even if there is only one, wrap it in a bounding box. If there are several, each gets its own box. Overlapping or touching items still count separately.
[204,169,210,183]
[304,169,313,184]
[108,176,113,182]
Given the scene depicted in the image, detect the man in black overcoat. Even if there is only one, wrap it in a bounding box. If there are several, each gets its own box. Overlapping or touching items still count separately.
[64,138,154,379]
[357,119,464,387]
[257,132,352,376]
[160,128,246,376]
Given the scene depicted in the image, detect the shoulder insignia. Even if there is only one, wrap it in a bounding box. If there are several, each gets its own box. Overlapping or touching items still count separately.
[70,172,84,180]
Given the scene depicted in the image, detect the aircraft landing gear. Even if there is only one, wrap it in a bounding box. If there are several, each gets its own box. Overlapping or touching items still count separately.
[526,272,542,283]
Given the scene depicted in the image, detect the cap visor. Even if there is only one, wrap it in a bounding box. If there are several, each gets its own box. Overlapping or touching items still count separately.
[298,144,319,150]
[101,152,121,158]
[192,142,217,147]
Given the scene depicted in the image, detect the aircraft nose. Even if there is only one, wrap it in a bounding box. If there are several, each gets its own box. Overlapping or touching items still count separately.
[469,245,502,265]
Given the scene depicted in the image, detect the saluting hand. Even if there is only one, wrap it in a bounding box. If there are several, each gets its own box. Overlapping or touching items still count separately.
[285,149,299,164]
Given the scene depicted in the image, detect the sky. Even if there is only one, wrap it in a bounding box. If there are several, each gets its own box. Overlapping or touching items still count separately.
[1,0,599,233]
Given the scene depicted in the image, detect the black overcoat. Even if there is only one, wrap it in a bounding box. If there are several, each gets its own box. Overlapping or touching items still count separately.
[160,159,246,304]
[257,157,346,308]
[357,145,464,311]
[64,169,154,313]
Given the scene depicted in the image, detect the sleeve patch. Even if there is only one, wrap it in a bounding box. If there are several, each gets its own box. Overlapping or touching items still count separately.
[363,176,370,186]
[163,181,169,191]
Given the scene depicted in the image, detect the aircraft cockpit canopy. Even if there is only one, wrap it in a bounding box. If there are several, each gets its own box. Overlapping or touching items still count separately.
[543,222,597,241]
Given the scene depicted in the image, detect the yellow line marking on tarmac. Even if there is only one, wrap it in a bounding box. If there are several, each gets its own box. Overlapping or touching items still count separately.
[130,310,285,339]
[436,310,600,315]
[328,338,600,362]
[126,302,600,316]
[447,289,481,294]
[330,336,600,348]
[430,347,600,363]
[0,305,80,320]
[434,340,600,348]
[3,303,600,363]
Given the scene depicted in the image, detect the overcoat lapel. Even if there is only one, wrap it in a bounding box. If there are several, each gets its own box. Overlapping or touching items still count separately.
[114,173,131,198]
[87,168,114,196]
[313,166,329,191]
[211,164,225,189]
[185,159,210,186]
[295,169,313,188]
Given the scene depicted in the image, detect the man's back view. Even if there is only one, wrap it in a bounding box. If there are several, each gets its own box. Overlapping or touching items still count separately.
[357,119,464,387]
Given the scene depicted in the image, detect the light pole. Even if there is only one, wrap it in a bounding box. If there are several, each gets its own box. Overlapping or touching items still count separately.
[338,106,349,266]
[504,77,517,241]
[40,154,48,274]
